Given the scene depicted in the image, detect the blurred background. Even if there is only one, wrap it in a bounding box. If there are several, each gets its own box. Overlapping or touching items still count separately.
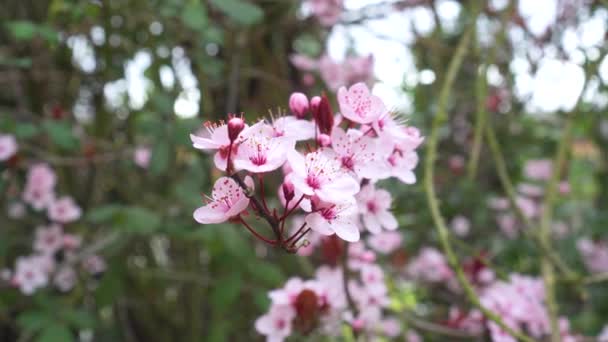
[1,0,608,341]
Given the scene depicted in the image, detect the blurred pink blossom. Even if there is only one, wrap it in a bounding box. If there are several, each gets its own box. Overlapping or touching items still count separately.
[0,134,18,161]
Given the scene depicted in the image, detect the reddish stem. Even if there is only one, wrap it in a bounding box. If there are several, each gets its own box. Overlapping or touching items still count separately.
[238,217,277,245]
[289,227,312,248]
[281,195,305,220]
[285,222,307,244]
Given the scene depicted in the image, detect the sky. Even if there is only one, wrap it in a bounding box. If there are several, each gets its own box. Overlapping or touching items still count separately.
[72,0,608,120]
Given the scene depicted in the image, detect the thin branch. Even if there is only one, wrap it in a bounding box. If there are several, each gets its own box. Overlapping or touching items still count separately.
[422,6,535,342]
[404,313,478,339]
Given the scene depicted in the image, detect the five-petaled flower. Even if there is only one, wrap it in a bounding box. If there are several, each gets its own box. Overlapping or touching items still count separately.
[193,177,250,224]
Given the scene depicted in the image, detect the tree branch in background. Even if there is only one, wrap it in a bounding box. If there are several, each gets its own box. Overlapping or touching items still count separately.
[423,5,535,341]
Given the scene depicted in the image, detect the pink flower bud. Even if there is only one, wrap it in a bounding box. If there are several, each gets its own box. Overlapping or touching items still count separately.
[310,96,321,113]
[289,92,309,119]
[227,114,245,142]
[311,94,334,135]
[316,133,331,147]
[281,181,295,203]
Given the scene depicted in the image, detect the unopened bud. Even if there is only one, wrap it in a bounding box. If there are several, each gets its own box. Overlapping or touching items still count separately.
[316,133,331,147]
[289,92,309,119]
[282,181,295,203]
[310,96,321,113]
[227,114,245,142]
[311,94,334,135]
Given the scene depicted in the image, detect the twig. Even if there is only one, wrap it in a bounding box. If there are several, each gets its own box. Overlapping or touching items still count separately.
[422,6,534,342]
[404,313,478,339]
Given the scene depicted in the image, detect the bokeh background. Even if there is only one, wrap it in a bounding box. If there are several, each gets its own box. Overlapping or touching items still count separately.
[2,0,608,341]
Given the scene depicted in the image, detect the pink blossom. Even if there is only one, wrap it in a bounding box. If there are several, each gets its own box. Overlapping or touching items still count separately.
[12,256,50,295]
[386,148,419,184]
[33,224,64,255]
[577,238,608,273]
[498,213,518,239]
[47,196,82,223]
[83,255,107,275]
[255,304,296,342]
[517,183,544,197]
[318,56,345,91]
[331,127,391,180]
[524,159,553,181]
[367,231,402,254]
[479,275,550,340]
[359,264,387,296]
[348,242,376,270]
[194,177,250,224]
[233,121,295,173]
[287,148,359,204]
[269,116,315,142]
[308,0,343,26]
[289,54,318,71]
[337,83,386,124]
[356,184,397,234]
[0,134,18,161]
[407,247,453,283]
[380,318,401,338]
[305,199,360,242]
[22,164,56,210]
[450,215,470,237]
[190,123,244,171]
[133,146,151,168]
[406,330,423,342]
[54,267,76,292]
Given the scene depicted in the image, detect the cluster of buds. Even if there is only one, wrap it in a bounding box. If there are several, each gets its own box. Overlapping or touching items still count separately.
[190,82,423,252]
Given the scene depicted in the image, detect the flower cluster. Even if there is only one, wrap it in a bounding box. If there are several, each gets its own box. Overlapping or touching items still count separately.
[2,163,103,295]
[290,54,375,91]
[6,224,105,294]
[190,82,423,251]
[489,158,571,239]
[22,163,82,222]
[256,241,401,341]
[447,274,582,342]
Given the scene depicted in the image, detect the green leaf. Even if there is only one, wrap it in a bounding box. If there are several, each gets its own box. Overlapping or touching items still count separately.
[182,2,208,31]
[17,311,53,333]
[6,21,38,40]
[209,0,263,26]
[150,141,170,176]
[95,263,123,307]
[61,309,96,329]
[119,207,162,233]
[209,273,242,313]
[42,121,79,151]
[14,123,39,139]
[36,323,73,342]
[86,205,122,224]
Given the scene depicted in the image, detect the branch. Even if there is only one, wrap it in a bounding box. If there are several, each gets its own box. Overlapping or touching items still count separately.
[422,6,535,342]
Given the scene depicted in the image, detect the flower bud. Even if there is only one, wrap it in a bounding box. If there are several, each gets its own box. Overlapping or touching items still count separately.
[310,96,321,113]
[289,92,309,119]
[316,133,331,147]
[281,180,295,203]
[227,114,245,142]
[311,94,334,135]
